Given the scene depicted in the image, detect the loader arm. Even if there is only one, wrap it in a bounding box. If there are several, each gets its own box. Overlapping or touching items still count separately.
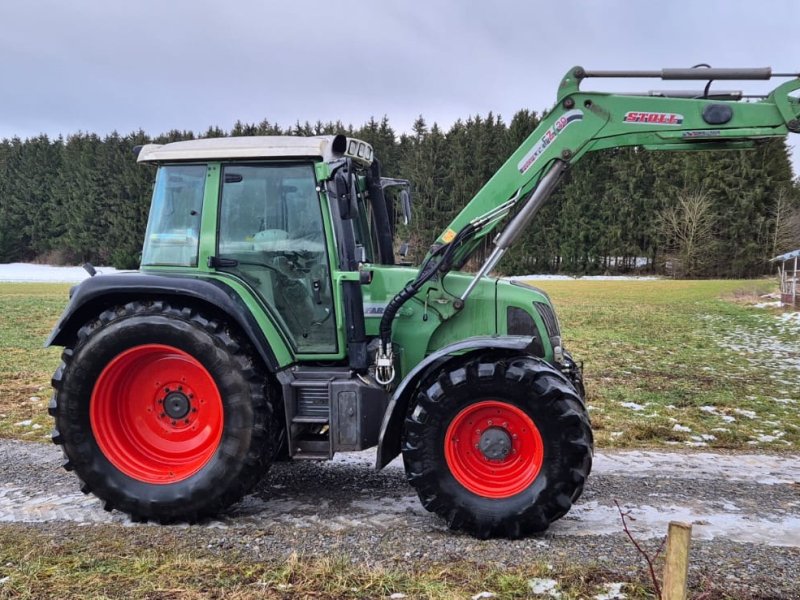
[429,66,800,270]
[374,65,800,378]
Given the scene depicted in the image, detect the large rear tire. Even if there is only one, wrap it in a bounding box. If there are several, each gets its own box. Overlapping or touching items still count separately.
[49,301,277,523]
[401,354,592,539]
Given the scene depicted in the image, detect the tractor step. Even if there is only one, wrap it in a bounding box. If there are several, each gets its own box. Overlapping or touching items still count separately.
[292,439,331,459]
[277,366,389,459]
[291,415,329,424]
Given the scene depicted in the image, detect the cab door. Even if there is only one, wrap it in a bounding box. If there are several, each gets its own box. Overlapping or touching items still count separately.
[216,162,337,354]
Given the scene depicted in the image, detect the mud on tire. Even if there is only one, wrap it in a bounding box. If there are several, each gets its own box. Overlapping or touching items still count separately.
[49,301,277,523]
[401,354,593,539]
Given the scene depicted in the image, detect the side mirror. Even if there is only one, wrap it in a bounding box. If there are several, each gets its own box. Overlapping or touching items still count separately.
[334,166,357,220]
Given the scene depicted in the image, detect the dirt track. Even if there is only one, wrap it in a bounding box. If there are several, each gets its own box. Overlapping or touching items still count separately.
[1,441,799,596]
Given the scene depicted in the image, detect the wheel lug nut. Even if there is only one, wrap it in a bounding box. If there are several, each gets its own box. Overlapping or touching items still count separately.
[178,386,183,391]
[171,420,177,425]
[164,387,170,393]
[160,413,166,418]
[184,419,190,424]
[192,408,197,413]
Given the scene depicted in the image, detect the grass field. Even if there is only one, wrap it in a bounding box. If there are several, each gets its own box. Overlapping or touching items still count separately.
[0,279,798,449]
[0,525,653,600]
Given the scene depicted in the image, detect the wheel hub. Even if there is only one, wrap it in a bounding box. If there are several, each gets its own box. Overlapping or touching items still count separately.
[444,400,544,498]
[89,344,223,484]
[163,391,191,420]
[479,427,512,460]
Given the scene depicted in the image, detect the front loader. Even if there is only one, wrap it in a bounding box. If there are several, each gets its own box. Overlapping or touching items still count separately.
[47,66,800,538]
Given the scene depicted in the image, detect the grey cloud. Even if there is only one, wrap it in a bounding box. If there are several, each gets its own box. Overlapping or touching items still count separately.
[0,0,798,170]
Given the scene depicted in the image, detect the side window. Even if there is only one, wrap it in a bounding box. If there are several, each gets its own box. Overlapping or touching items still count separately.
[352,194,375,263]
[217,164,336,353]
[141,165,206,267]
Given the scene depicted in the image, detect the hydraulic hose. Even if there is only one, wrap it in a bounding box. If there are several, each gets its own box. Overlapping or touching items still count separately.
[378,222,477,353]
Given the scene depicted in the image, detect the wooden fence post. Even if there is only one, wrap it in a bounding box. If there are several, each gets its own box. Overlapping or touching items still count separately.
[662,521,692,600]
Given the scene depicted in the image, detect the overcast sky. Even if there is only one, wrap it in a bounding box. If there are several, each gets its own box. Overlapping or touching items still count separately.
[1,0,799,173]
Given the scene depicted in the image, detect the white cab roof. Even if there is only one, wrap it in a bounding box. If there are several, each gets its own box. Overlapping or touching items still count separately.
[137,135,373,166]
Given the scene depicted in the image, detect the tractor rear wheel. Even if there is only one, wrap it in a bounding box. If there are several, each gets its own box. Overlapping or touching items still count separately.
[49,301,276,523]
[401,354,592,539]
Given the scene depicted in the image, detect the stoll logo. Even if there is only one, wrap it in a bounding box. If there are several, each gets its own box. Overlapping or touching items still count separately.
[623,112,684,125]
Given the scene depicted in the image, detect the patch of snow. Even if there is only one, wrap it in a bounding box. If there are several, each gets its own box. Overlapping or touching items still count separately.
[619,402,644,411]
[591,450,800,485]
[579,275,659,281]
[753,301,782,309]
[721,415,736,423]
[734,408,757,419]
[14,420,32,427]
[699,405,718,414]
[506,274,573,281]
[755,433,784,443]
[471,593,496,600]
[505,274,660,282]
[0,262,121,283]
[528,578,561,597]
[672,424,691,432]
[390,594,407,599]
[554,500,800,547]
[594,582,627,600]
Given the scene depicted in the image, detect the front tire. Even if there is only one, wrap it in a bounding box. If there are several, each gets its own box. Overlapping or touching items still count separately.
[401,354,592,539]
[50,301,276,523]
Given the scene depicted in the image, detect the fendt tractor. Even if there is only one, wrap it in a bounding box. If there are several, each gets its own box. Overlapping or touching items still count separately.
[47,66,800,538]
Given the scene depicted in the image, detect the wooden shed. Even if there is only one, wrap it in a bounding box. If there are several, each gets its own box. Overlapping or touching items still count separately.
[773,248,799,308]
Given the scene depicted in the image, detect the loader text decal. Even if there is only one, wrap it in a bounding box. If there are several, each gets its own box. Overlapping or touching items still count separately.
[682,129,721,138]
[623,112,684,125]
[517,109,583,174]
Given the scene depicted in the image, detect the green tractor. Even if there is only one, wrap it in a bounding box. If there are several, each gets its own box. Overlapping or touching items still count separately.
[48,66,800,538]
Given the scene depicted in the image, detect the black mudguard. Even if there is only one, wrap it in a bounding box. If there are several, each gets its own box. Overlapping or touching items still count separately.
[46,272,280,372]
[375,335,537,470]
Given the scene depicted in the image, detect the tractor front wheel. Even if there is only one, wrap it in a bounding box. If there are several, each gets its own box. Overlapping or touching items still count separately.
[50,301,276,523]
[401,354,592,538]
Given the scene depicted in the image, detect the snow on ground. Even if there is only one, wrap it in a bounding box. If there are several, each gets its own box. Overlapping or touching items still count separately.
[505,274,660,281]
[0,263,121,283]
[0,264,662,284]
[754,301,783,308]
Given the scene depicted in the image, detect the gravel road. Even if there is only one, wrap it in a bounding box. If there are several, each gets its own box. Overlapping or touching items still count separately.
[1,441,798,597]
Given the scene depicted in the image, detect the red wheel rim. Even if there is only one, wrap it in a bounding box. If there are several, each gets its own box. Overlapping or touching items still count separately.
[444,400,543,498]
[90,344,223,484]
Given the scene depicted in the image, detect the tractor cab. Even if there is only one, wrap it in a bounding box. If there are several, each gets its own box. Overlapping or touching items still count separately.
[136,135,410,356]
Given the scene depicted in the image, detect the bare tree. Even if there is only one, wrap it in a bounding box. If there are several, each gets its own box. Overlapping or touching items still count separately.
[658,191,716,278]
[772,185,800,257]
